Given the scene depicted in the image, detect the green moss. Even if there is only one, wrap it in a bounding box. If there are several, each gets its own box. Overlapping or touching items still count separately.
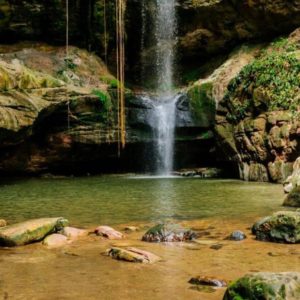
[0,67,13,90]
[92,89,112,110]
[225,277,278,300]
[226,39,300,122]
[18,68,41,89]
[100,76,120,89]
[187,82,216,123]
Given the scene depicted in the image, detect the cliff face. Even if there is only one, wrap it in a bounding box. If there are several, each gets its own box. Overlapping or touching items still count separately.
[0,44,208,175]
[178,0,300,61]
[0,0,117,63]
[2,0,299,83]
[126,0,300,84]
[213,30,300,182]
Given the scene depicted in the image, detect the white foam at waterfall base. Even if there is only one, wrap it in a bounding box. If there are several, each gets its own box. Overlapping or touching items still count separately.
[140,93,180,176]
[152,94,180,175]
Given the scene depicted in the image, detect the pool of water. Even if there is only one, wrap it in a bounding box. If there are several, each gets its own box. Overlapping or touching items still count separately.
[0,176,285,227]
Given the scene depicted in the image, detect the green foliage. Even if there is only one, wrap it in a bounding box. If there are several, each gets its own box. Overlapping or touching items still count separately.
[100,76,120,88]
[92,89,112,111]
[226,39,300,122]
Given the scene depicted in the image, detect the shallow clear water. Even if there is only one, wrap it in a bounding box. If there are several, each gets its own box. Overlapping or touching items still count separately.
[0,176,285,227]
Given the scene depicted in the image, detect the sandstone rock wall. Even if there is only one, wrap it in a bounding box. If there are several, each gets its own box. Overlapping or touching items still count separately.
[213,30,300,182]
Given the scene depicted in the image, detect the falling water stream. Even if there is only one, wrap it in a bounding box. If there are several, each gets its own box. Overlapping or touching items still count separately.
[141,0,178,175]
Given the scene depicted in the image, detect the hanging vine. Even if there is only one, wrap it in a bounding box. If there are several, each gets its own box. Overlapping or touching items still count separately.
[66,0,70,129]
[116,0,126,152]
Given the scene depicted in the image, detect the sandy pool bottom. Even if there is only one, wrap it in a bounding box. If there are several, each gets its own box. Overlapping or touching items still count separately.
[0,218,299,300]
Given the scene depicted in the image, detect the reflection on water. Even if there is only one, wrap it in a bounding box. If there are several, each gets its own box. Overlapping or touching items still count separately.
[0,176,285,227]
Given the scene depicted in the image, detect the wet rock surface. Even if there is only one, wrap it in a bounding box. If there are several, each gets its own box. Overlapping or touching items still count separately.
[189,276,228,287]
[0,217,69,247]
[142,223,197,243]
[43,233,68,248]
[95,226,124,240]
[60,227,86,239]
[227,231,246,241]
[252,211,300,243]
[106,247,161,264]
[223,272,300,300]
[174,168,222,178]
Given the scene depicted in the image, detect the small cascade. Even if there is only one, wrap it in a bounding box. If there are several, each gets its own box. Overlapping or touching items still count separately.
[140,0,178,175]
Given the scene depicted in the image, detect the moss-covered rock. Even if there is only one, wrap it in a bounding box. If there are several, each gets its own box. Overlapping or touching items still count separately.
[187,83,215,127]
[223,272,300,300]
[142,223,197,243]
[0,217,69,247]
[214,30,300,182]
[283,186,300,207]
[252,211,300,243]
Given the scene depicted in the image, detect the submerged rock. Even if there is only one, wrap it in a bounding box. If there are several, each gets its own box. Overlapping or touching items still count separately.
[227,231,246,241]
[60,227,86,239]
[189,276,228,287]
[283,186,300,207]
[176,168,222,178]
[223,272,300,300]
[252,211,300,243]
[106,247,161,264]
[0,217,69,247]
[142,223,197,243]
[0,219,7,227]
[43,234,68,248]
[124,226,139,233]
[95,226,123,240]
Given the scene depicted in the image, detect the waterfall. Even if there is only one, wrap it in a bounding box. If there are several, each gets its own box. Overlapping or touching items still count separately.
[155,0,177,93]
[141,0,178,175]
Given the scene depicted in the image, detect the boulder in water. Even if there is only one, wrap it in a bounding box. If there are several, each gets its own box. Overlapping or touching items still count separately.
[227,230,246,241]
[60,227,86,239]
[0,219,7,227]
[189,276,228,287]
[43,234,68,248]
[142,223,197,242]
[252,211,300,243]
[283,186,300,207]
[124,226,139,233]
[223,272,300,300]
[95,226,123,240]
[106,247,161,264]
[0,217,69,247]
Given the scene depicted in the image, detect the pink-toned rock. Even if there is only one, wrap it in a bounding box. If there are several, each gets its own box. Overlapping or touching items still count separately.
[60,227,86,239]
[43,234,68,248]
[95,226,123,240]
